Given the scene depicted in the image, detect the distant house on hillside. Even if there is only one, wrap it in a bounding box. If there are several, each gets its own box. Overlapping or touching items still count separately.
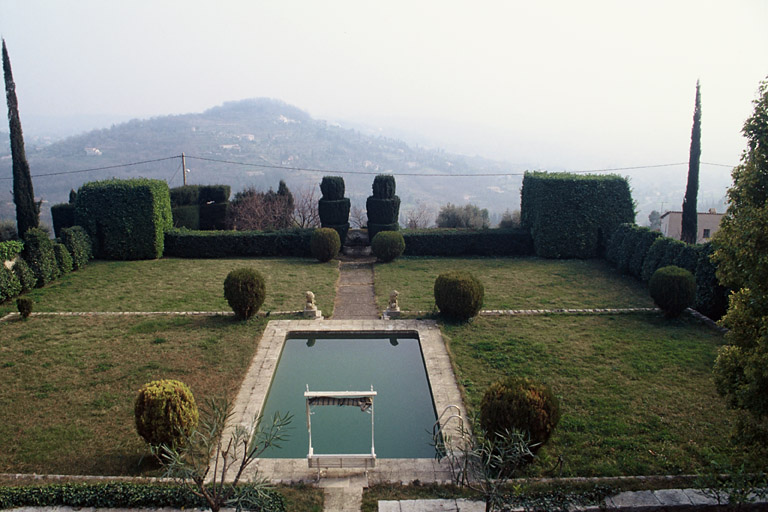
[660,209,724,244]
[84,147,102,156]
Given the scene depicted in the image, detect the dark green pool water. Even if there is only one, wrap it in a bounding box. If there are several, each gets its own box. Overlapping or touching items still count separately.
[258,333,438,458]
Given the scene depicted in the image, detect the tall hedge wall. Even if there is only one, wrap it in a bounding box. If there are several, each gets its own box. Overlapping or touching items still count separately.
[170,185,229,230]
[164,228,313,258]
[75,179,172,260]
[402,228,533,256]
[521,172,635,258]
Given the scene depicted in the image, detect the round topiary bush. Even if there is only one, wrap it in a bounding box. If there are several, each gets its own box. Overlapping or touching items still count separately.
[480,376,561,453]
[649,265,696,318]
[223,267,266,320]
[371,231,405,262]
[134,379,199,448]
[320,176,345,200]
[434,271,484,320]
[310,227,340,262]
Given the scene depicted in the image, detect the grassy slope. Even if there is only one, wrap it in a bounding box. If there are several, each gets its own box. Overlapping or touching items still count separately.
[442,314,745,477]
[0,314,271,475]
[374,257,654,312]
[1,257,339,316]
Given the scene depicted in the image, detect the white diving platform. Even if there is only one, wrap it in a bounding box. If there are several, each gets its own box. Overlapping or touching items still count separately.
[305,386,377,469]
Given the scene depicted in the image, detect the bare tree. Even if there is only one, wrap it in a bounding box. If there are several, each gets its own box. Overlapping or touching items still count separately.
[405,202,434,229]
[349,204,367,229]
[226,186,293,231]
[291,186,321,228]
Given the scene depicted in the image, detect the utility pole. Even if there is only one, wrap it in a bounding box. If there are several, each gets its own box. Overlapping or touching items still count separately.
[182,153,187,186]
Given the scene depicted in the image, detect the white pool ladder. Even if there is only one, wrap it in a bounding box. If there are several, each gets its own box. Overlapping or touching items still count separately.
[432,404,465,440]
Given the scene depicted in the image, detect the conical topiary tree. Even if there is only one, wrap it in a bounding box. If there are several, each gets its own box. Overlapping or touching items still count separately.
[318,176,350,245]
[366,174,400,242]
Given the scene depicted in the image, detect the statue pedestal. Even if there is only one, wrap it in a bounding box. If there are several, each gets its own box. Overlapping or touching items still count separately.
[304,309,322,319]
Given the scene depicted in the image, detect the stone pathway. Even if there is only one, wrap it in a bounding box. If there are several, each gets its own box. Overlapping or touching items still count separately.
[332,255,379,320]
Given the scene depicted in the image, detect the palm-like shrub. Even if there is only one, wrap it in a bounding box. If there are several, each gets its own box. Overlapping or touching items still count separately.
[310,227,340,262]
[223,268,266,320]
[371,231,405,262]
[434,271,484,320]
[649,265,696,318]
[134,379,199,448]
[480,376,560,453]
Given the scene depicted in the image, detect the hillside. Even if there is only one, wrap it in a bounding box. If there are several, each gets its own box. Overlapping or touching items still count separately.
[0,99,524,225]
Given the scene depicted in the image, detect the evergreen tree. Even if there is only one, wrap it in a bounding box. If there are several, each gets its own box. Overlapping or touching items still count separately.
[2,39,38,236]
[681,80,701,244]
[712,77,768,446]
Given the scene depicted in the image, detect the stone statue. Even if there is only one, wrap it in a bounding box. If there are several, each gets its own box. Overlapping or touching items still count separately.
[388,290,400,312]
[305,291,317,311]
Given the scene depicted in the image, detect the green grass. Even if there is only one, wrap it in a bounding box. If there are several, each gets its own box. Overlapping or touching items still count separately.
[441,313,753,477]
[0,314,271,475]
[374,257,654,312]
[0,257,338,316]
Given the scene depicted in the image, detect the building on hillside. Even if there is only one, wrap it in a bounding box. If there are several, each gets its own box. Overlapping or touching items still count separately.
[660,209,724,243]
[84,147,102,156]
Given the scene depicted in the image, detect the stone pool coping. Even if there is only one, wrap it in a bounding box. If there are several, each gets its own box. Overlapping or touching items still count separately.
[229,319,467,483]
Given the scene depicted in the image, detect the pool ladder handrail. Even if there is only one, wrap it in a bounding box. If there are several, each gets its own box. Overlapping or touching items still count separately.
[432,404,465,438]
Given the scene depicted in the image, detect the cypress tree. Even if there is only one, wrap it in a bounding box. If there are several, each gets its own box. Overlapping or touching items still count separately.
[681,80,701,244]
[2,39,39,237]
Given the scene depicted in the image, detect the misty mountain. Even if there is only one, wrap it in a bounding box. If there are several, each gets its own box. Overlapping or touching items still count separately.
[0,98,525,226]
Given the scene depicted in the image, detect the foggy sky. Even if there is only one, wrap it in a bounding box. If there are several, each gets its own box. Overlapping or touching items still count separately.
[1,0,766,173]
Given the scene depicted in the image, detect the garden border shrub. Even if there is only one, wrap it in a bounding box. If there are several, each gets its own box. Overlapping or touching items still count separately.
[0,240,23,261]
[0,482,285,511]
[0,266,21,303]
[53,242,73,274]
[75,178,172,260]
[164,228,313,258]
[402,228,533,256]
[22,227,60,287]
[60,226,92,270]
[521,172,635,258]
[371,230,405,262]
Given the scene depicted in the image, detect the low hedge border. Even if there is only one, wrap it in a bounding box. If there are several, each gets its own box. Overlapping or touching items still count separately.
[0,482,285,511]
[402,228,533,256]
[164,228,313,258]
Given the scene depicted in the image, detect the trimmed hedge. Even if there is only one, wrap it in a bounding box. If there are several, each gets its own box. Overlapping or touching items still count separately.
[170,184,231,206]
[224,268,267,320]
[606,224,662,278]
[367,222,399,242]
[694,243,728,320]
[0,266,22,303]
[13,258,36,291]
[641,237,685,282]
[371,231,405,262]
[172,205,200,230]
[402,228,533,256]
[50,203,75,238]
[0,482,285,511]
[434,270,484,320]
[318,198,351,226]
[320,176,345,200]
[0,240,23,261]
[53,243,74,274]
[650,265,696,318]
[164,228,313,258]
[199,202,228,230]
[75,178,173,260]
[22,227,60,287]
[521,172,635,258]
[372,174,396,199]
[60,226,93,270]
[310,227,341,262]
[366,196,401,224]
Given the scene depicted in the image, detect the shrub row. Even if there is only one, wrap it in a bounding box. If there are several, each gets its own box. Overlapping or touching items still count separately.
[76,178,172,260]
[164,228,313,258]
[521,172,635,258]
[605,225,728,320]
[1,227,92,305]
[402,228,534,256]
[0,482,285,511]
[0,239,23,261]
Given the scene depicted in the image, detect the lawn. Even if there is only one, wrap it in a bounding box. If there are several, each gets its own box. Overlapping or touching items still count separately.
[0,257,339,316]
[0,314,272,475]
[374,257,654,313]
[441,313,752,477]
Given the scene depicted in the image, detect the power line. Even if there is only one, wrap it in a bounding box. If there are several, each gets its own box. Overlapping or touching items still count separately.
[0,156,179,181]
[0,153,737,182]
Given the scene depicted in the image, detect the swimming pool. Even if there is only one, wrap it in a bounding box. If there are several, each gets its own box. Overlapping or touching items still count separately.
[259,332,438,458]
